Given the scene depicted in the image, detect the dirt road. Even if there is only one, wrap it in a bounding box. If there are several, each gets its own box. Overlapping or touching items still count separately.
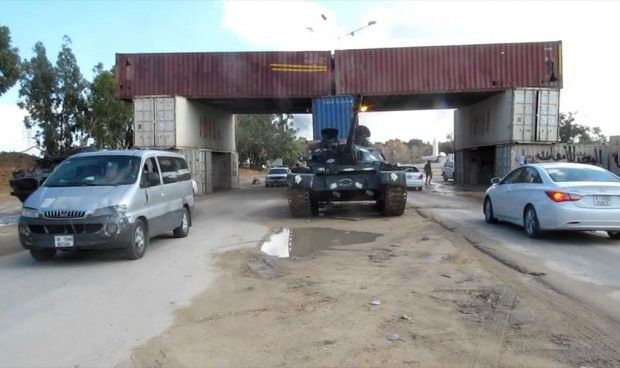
[120,187,620,368]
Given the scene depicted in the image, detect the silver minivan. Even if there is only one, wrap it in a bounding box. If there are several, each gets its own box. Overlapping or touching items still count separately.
[18,150,194,261]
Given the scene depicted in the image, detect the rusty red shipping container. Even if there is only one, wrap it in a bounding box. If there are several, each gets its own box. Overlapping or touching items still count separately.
[115,51,333,99]
[334,41,562,95]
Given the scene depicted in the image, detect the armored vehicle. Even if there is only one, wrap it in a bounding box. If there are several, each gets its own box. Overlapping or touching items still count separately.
[287,98,407,217]
[9,147,97,203]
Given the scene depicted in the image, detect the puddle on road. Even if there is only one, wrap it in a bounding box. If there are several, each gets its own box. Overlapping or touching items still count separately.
[260,227,381,258]
[0,215,19,226]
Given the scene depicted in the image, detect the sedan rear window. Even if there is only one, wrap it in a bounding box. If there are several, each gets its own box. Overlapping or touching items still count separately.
[544,167,620,183]
[268,168,289,175]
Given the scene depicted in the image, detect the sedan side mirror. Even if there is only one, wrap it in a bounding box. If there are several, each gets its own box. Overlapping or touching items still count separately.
[490,177,500,184]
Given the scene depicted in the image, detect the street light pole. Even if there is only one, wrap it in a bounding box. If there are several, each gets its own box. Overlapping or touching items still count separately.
[342,20,377,37]
[305,17,378,52]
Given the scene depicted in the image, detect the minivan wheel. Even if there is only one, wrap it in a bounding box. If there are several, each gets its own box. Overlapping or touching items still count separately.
[173,207,190,238]
[126,219,147,260]
[608,231,620,240]
[30,248,56,262]
[483,198,498,224]
[524,206,541,238]
[443,174,448,182]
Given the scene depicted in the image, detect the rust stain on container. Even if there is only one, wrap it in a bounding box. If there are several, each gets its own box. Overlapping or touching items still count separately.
[334,41,562,95]
[116,51,332,99]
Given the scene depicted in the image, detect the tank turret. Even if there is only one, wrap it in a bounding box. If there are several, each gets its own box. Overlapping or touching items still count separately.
[286,96,407,217]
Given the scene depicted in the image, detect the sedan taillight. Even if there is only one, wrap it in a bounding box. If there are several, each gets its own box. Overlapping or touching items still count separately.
[418,174,423,179]
[545,191,582,202]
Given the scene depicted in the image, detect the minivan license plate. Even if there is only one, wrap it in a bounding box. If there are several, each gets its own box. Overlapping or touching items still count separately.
[593,196,611,206]
[54,235,74,247]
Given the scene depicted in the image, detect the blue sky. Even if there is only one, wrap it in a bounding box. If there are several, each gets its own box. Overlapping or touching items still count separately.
[2,0,620,152]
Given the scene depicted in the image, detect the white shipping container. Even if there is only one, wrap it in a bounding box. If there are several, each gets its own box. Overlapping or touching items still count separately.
[132,95,235,151]
[455,91,513,150]
[495,144,514,178]
[133,98,155,147]
[455,88,560,150]
[154,97,176,147]
[230,152,239,189]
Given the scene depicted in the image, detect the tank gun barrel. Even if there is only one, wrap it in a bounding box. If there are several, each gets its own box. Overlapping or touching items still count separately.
[345,95,363,156]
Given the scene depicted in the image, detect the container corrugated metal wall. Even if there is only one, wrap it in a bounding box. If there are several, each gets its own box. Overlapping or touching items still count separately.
[312,95,355,140]
[134,96,177,148]
[335,41,562,95]
[536,89,560,142]
[495,144,514,178]
[116,51,332,99]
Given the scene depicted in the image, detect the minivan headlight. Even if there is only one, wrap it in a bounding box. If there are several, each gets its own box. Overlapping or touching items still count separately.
[22,208,40,218]
[89,205,128,217]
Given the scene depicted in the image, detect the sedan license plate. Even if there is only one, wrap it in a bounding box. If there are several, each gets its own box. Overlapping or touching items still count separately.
[54,235,74,247]
[593,195,611,206]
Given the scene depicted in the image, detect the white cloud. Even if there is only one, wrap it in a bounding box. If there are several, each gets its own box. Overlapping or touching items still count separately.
[223,0,620,141]
[0,103,33,153]
[221,0,341,51]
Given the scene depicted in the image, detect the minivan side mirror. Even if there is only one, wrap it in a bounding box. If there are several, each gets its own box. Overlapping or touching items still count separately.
[490,177,500,184]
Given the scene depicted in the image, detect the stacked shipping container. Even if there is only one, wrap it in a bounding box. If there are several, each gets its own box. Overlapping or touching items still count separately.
[334,41,562,95]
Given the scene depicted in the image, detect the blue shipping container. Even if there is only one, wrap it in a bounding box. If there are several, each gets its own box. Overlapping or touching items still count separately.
[312,95,355,140]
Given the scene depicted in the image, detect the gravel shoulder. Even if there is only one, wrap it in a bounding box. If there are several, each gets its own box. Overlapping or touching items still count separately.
[119,189,620,368]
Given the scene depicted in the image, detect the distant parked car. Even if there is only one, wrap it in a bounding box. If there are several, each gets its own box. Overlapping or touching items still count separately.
[265,167,291,187]
[398,164,424,190]
[483,162,620,239]
[442,160,454,181]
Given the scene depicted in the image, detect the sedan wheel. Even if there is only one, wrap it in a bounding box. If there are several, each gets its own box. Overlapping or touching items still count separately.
[607,231,620,240]
[524,206,541,238]
[483,198,497,224]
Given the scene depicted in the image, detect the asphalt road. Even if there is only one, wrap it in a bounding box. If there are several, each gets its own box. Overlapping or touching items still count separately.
[409,181,620,322]
[0,189,278,368]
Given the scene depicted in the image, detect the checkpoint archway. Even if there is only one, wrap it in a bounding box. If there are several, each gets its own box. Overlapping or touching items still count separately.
[116,41,562,191]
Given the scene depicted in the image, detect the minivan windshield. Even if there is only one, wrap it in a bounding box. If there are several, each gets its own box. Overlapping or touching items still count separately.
[44,155,142,187]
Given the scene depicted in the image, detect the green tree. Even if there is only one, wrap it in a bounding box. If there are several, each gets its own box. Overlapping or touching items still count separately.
[55,36,87,149]
[405,138,432,162]
[236,114,271,169]
[269,114,306,166]
[80,63,133,148]
[438,131,454,155]
[18,37,87,155]
[558,112,607,144]
[18,42,58,153]
[236,114,306,169]
[0,25,20,95]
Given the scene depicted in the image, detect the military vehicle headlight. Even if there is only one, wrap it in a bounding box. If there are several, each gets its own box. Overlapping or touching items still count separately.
[22,208,40,218]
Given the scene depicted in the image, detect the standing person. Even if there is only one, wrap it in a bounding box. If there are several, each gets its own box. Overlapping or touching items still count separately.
[424,160,432,185]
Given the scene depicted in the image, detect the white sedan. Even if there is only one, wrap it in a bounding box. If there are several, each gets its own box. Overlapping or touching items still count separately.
[399,165,424,190]
[483,162,620,239]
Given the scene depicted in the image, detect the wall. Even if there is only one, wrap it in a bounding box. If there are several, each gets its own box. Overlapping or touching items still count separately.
[455,91,513,150]
[175,97,235,151]
[509,143,620,176]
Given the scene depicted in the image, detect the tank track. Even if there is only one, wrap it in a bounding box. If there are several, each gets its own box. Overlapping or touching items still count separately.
[287,187,315,217]
[379,186,407,216]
